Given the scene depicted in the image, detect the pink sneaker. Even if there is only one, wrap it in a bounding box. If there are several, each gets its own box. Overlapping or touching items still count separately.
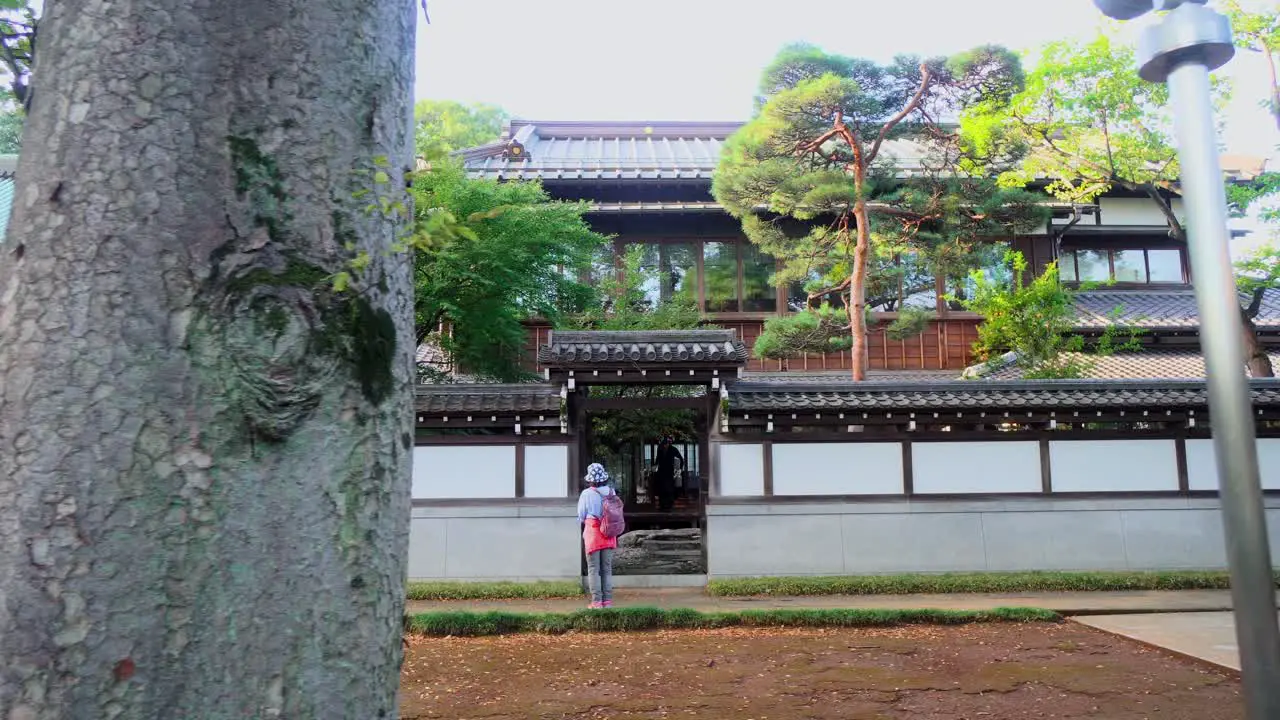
[602,601,614,608]
[587,602,604,609]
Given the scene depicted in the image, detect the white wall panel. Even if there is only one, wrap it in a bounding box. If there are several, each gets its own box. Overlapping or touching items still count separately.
[718,443,764,496]
[1187,437,1280,491]
[913,441,1041,494]
[523,445,569,498]
[1096,197,1186,226]
[772,443,902,495]
[1049,440,1178,492]
[413,445,515,499]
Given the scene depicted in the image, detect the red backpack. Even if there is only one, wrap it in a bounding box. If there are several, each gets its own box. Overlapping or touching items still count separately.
[594,488,626,538]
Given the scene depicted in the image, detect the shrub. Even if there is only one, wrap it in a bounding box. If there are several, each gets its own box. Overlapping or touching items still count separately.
[405,580,582,601]
[704,570,1277,597]
[403,606,1061,637]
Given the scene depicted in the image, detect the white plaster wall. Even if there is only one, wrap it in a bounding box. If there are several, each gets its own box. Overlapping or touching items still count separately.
[1186,438,1280,491]
[412,445,515,499]
[718,443,764,496]
[523,445,569,498]
[706,498,1280,576]
[912,441,1041,494]
[772,443,902,495]
[1096,197,1186,226]
[407,504,580,580]
[1049,440,1179,492]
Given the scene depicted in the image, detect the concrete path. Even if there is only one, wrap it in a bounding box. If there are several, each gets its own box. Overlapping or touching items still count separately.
[1075,611,1280,672]
[405,588,1258,616]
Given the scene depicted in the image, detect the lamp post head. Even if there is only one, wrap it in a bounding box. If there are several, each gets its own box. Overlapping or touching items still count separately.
[1092,0,1207,20]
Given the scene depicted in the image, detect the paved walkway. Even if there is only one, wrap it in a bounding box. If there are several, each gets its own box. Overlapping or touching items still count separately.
[405,588,1255,616]
[1075,611,1280,672]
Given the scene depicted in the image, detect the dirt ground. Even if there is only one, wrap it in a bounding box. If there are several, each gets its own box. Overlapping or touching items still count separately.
[399,622,1242,719]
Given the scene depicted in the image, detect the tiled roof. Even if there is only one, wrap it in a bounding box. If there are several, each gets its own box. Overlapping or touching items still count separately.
[1073,289,1280,330]
[538,330,749,367]
[970,348,1280,381]
[727,378,1280,412]
[459,120,926,182]
[458,120,1266,185]
[415,384,561,415]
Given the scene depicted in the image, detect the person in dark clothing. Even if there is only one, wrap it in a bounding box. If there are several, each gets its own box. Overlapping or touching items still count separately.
[655,435,684,512]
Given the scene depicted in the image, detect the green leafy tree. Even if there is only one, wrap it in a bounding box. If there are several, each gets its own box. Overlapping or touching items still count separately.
[0,102,20,153]
[961,32,1277,376]
[0,0,33,108]
[411,160,607,381]
[1223,0,1280,129]
[1235,243,1280,376]
[962,252,1140,379]
[715,43,1046,378]
[960,32,1203,236]
[414,99,507,161]
[1226,168,1280,223]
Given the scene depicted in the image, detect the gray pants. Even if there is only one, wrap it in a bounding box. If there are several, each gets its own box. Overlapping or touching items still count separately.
[586,548,614,604]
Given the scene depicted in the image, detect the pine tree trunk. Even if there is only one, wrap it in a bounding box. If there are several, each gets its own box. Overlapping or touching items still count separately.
[0,1,415,718]
[1242,308,1274,378]
[849,201,871,381]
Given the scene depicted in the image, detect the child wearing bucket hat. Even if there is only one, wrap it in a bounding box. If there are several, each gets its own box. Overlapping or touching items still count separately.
[577,462,622,608]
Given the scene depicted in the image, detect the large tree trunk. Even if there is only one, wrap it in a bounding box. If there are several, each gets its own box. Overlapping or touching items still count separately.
[0,1,415,718]
[850,202,871,381]
[1242,307,1274,378]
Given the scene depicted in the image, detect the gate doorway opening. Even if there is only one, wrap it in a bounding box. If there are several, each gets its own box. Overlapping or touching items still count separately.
[580,394,709,576]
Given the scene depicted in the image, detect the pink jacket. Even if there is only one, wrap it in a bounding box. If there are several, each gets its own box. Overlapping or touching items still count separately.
[583,517,618,555]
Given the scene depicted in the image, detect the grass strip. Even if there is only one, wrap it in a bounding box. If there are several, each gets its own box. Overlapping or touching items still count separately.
[705,570,1280,597]
[404,606,1061,637]
[405,580,582,601]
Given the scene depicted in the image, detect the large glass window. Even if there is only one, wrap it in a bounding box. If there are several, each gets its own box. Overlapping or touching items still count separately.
[1146,249,1183,282]
[703,242,740,313]
[634,242,697,308]
[1074,250,1110,282]
[1111,250,1146,283]
[741,243,777,312]
[1060,247,1186,285]
[950,244,1013,309]
[788,270,847,311]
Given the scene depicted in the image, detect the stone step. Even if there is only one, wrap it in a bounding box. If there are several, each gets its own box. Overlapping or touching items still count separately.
[639,540,702,552]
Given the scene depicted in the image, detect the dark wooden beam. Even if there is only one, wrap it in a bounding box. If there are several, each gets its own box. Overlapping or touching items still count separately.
[1175,435,1190,494]
[762,442,774,497]
[1039,438,1053,493]
[515,443,526,498]
[902,441,914,496]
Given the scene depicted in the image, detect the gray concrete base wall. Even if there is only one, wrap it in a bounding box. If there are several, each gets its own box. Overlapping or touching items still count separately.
[706,497,1280,577]
[408,502,580,581]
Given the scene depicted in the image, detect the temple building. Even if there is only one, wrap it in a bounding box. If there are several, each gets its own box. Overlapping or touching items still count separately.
[412,119,1280,583]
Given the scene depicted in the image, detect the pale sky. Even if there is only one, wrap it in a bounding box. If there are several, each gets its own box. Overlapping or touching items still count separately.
[415,0,1279,159]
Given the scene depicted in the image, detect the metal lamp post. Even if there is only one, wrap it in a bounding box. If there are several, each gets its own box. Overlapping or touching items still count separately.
[1091,2,1280,718]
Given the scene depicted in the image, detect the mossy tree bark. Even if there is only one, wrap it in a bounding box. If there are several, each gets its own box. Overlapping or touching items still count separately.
[0,1,415,718]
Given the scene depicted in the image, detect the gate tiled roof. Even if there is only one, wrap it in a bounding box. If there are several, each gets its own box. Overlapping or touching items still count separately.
[538,330,749,367]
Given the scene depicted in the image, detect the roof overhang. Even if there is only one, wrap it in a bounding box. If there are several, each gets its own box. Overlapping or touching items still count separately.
[538,330,749,385]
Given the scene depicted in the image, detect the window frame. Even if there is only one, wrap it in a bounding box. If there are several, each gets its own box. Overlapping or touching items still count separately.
[1058,245,1189,286]
[618,237,786,318]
